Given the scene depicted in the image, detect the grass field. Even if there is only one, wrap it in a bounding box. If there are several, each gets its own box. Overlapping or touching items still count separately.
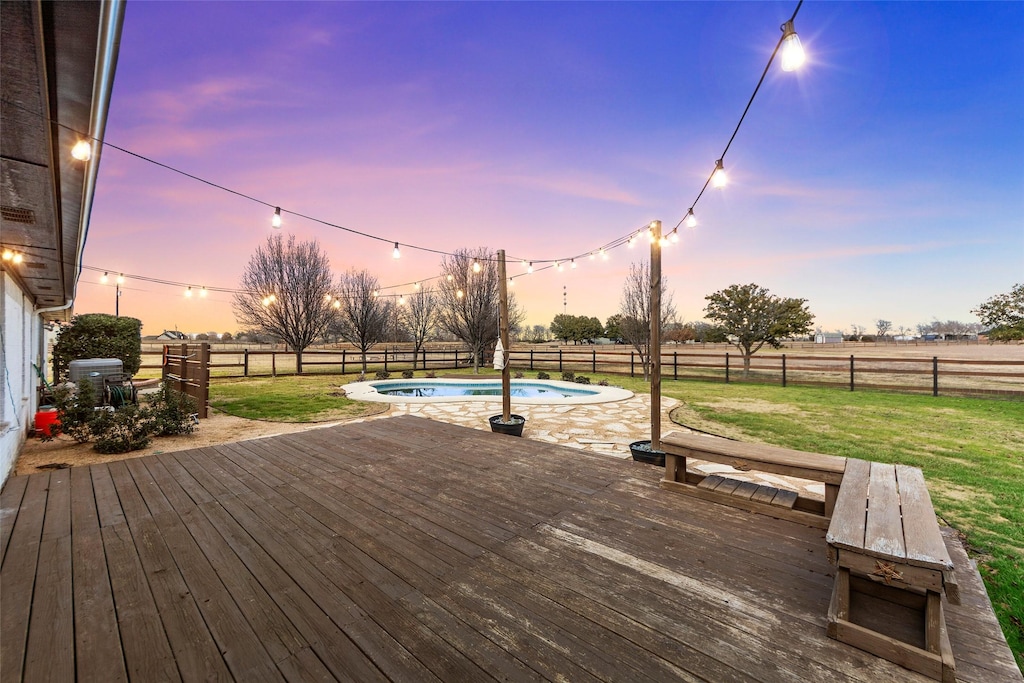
[210,369,1023,668]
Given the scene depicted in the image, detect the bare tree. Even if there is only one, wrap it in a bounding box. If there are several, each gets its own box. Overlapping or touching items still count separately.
[436,248,524,373]
[334,269,392,372]
[400,285,439,369]
[619,260,676,381]
[233,234,334,372]
[876,319,892,339]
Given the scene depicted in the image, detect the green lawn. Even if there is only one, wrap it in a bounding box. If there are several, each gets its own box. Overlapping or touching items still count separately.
[210,369,1023,667]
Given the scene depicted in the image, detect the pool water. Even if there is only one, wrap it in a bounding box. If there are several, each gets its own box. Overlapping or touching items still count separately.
[373,381,598,398]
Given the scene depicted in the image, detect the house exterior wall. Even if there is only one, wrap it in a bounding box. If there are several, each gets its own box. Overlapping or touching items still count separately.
[1,271,43,487]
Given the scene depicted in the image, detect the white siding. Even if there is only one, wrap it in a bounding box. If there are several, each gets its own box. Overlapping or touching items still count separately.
[1,271,43,487]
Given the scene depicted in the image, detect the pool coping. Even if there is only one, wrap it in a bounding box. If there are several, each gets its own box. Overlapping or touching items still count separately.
[343,378,634,405]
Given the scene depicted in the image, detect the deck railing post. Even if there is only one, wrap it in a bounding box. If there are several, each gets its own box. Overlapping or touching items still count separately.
[933,356,939,396]
[725,353,730,383]
[850,355,855,391]
[782,354,787,387]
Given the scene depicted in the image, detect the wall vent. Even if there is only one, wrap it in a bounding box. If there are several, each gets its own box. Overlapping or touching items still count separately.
[1,206,36,224]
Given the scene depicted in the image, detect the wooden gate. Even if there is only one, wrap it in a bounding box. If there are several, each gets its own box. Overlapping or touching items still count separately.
[162,343,210,418]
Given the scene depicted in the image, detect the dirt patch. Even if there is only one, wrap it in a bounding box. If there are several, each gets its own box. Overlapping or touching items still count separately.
[696,398,809,416]
[15,409,392,476]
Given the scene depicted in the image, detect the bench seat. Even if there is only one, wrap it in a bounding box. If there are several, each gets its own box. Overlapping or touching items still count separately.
[660,431,846,529]
[826,459,958,682]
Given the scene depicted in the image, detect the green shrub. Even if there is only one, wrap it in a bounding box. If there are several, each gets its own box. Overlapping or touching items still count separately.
[52,314,142,381]
[575,376,591,384]
[513,371,524,379]
[401,370,414,379]
[91,404,153,454]
[375,370,391,380]
[147,381,197,436]
[598,379,609,386]
[43,379,98,443]
[537,371,550,380]
[561,371,575,382]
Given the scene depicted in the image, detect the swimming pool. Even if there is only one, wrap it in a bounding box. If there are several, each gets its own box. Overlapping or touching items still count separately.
[343,378,633,404]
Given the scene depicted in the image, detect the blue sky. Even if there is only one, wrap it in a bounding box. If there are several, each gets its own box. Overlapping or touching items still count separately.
[78,1,1024,336]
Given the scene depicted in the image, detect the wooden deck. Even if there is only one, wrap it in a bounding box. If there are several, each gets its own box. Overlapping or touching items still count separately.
[1,415,1019,682]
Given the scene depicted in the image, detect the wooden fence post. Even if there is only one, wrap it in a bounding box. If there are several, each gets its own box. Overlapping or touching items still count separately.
[243,349,249,377]
[272,352,276,377]
[455,350,459,369]
[559,350,563,373]
[530,349,534,370]
[782,354,787,387]
[342,349,346,375]
[849,355,855,391]
[673,351,678,380]
[384,351,388,373]
[725,353,730,383]
[630,352,635,378]
[933,356,939,396]
[592,349,596,373]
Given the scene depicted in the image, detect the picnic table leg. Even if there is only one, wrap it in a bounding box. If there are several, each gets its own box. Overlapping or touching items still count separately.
[825,483,839,517]
[827,566,850,639]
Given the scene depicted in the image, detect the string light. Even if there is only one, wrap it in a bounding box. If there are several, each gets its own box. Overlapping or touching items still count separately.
[447,274,454,282]
[414,281,421,290]
[392,242,401,259]
[685,209,697,228]
[185,286,193,297]
[600,248,608,260]
[398,294,405,305]
[556,261,562,272]
[117,273,125,284]
[13,252,23,264]
[508,277,515,286]
[669,228,680,244]
[712,159,727,188]
[272,207,282,229]
[571,258,576,269]
[200,286,208,297]
[101,271,109,284]
[456,289,464,299]
[71,140,92,161]
[472,260,481,273]
[333,299,341,309]
[325,293,333,301]
[527,262,533,274]
[628,235,636,248]
[780,20,806,72]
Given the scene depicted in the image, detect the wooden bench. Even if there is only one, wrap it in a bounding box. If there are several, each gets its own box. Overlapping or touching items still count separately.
[826,459,959,682]
[660,431,847,529]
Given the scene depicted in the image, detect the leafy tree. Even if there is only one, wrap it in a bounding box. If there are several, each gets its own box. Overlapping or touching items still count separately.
[550,314,603,344]
[436,248,524,373]
[664,321,695,344]
[550,314,576,344]
[221,332,233,341]
[618,260,676,381]
[687,321,728,344]
[52,314,142,381]
[604,314,623,340]
[233,234,335,371]
[704,283,814,378]
[973,284,1024,341]
[400,285,439,369]
[335,269,392,372]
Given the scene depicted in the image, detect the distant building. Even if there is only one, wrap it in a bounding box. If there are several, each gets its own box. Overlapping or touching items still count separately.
[155,330,188,341]
[815,333,844,344]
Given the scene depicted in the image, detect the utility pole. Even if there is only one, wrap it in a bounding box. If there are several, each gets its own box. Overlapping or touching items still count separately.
[498,250,511,422]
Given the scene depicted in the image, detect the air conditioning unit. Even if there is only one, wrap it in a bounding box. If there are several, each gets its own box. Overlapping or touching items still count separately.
[69,358,123,406]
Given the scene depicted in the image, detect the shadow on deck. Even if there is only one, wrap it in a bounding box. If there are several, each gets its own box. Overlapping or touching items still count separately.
[1,415,1019,681]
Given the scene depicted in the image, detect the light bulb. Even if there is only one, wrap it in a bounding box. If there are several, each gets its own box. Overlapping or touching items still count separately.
[414,282,421,290]
[472,260,481,273]
[527,262,533,274]
[398,295,405,305]
[508,277,514,286]
[571,259,576,269]
[262,297,271,306]
[12,253,23,264]
[2,249,12,261]
[628,235,636,248]
[456,289,464,299]
[392,242,401,259]
[686,209,697,228]
[712,159,727,188]
[200,287,207,297]
[588,252,595,261]
[272,207,282,229]
[333,299,341,309]
[71,140,92,161]
[556,261,562,272]
[659,237,669,248]
[117,273,125,284]
[373,289,379,297]
[101,271,109,284]
[780,21,805,72]
[669,229,679,244]
[600,248,608,260]
[447,274,454,282]
[185,286,193,298]
[268,294,276,303]
[325,293,333,301]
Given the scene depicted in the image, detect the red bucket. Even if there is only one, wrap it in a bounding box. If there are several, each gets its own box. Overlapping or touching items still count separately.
[35,409,60,437]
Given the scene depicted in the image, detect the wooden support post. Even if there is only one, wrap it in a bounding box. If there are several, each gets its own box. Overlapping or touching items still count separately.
[650,220,662,451]
[498,250,511,421]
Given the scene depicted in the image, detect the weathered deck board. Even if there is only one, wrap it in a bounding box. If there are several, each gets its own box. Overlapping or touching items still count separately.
[1,414,1020,682]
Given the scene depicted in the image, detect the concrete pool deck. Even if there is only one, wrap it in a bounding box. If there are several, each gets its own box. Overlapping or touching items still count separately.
[376,393,828,502]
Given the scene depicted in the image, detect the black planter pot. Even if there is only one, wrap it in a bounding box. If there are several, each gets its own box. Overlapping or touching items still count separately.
[489,414,526,437]
[629,440,666,467]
